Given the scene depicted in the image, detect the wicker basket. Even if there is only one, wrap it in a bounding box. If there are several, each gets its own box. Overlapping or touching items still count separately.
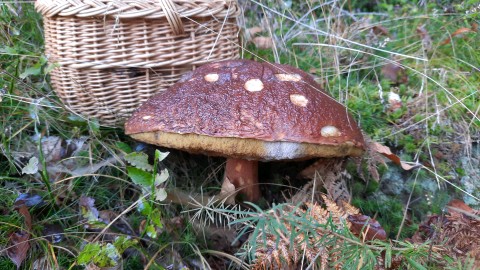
[35,0,240,126]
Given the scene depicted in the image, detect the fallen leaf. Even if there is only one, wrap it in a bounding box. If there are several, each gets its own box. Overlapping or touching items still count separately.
[348,214,387,241]
[447,199,475,215]
[381,62,408,85]
[33,256,57,270]
[16,205,32,231]
[246,26,263,40]
[13,197,32,231]
[472,22,478,32]
[252,36,273,49]
[372,25,389,36]
[6,231,30,269]
[371,142,419,170]
[441,27,476,45]
[79,196,105,230]
[99,210,134,235]
[40,136,64,163]
[5,195,35,268]
[416,25,432,51]
[80,196,99,220]
[42,223,64,243]
[15,193,44,208]
[21,156,39,175]
[411,202,480,266]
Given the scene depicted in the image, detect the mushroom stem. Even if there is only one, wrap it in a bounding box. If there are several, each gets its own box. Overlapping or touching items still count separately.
[224,158,260,202]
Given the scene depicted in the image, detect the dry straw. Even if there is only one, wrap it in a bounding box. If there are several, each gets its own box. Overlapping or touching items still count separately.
[36,0,240,126]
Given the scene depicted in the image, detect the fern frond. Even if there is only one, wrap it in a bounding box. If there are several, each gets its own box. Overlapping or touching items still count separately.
[247,195,389,269]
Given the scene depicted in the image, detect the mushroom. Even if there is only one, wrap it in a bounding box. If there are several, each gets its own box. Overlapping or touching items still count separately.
[125,60,365,202]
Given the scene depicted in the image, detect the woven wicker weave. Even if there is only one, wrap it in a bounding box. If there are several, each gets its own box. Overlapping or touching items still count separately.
[36,0,240,126]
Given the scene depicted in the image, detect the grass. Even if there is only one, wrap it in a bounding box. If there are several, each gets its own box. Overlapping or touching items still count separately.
[1,0,479,269]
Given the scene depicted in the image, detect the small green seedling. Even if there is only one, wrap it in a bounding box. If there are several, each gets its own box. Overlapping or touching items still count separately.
[125,150,169,238]
[77,236,137,268]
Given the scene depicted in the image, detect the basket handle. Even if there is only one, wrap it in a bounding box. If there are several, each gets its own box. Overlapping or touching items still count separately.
[158,0,184,35]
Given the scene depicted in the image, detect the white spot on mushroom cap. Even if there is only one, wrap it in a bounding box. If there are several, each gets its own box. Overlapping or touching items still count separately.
[290,94,309,107]
[142,115,152,120]
[204,73,219,82]
[275,73,302,82]
[321,125,342,137]
[244,79,264,92]
[263,141,304,160]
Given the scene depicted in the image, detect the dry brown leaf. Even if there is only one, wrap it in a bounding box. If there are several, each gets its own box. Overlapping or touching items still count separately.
[252,36,273,49]
[416,25,432,51]
[356,136,389,182]
[372,25,389,36]
[298,158,350,203]
[412,199,480,266]
[99,210,135,236]
[6,231,30,269]
[246,26,263,40]
[347,214,387,241]
[6,197,34,268]
[371,142,419,170]
[32,256,57,270]
[17,205,32,231]
[441,27,476,45]
[42,223,64,243]
[472,22,478,32]
[381,62,408,84]
[447,199,475,215]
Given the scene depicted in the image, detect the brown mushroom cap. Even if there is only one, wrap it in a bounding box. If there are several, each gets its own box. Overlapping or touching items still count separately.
[125,60,365,161]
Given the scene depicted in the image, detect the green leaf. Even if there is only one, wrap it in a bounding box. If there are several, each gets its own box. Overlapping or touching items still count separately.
[127,166,153,187]
[137,199,152,215]
[19,66,41,79]
[155,188,167,202]
[125,152,153,171]
[77,243,101,265]
[103,243,120,266]
[44,62,59,74]
[116,142,132,154]
[145,224,157,238]
[406,257,427,270]
[155,169,169,185]
[39,55,48,65]
[155,149,169,162]
[150,209,163,228]
[22,156,39,175]
[113,236,137,253]
[0,46,18,54]
[88,119,100,135]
